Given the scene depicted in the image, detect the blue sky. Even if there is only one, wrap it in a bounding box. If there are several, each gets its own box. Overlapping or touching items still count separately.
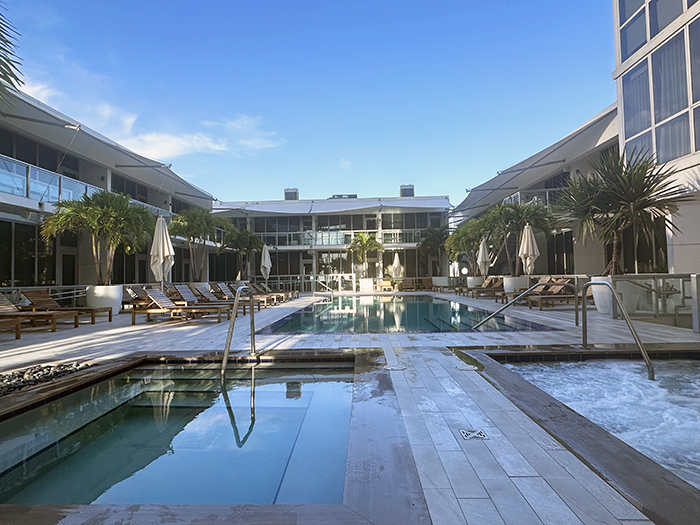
[8,1,615,206]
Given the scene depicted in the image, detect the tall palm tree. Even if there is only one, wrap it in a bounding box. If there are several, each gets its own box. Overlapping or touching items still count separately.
[169,207,231,281]
[554,149,691,275]
[0,5,22,105]
[41,190,154,284]
[349,232,383,277]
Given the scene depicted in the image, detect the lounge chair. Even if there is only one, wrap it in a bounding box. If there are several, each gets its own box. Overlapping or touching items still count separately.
[0,294,80,332]
[472,277,504,298]
[213,282,265,313]
[400,278,416,292]
[259,282,294,301]
[22,289,113,323]
[0,318,21,339]
[528,279,577,310]
[496,276,550,304]
[232,281,276,307]
[187,283,250,317]
[457,276,493,296]
[131,288,230,325]
[378,280,393,292]
[124,285,152,308]
[249,282,285,304]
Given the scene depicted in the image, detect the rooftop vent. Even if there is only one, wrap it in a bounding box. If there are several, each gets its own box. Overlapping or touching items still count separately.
[400,185,415,197]
[284,188,299,200]
[330,194,358,199]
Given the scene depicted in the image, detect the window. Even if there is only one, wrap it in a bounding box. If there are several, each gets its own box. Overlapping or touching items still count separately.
[694,106,700,150]
[416,213,428,229]
[689,18,700,102]
[656,112,690,162]
[623,61,652,137]
[37,144,57,172]
[620,0,644,24]
[0,127,12,157]
[652,32,688,122]
[254,217,266,233]
[0,220,10,286]
[621,10,647,61]
[15,135,36,165]
[650,0,683,37]
[626,130,653,156]
[690,0,699,6]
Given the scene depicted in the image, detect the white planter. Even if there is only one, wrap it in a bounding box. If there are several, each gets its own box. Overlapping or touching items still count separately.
[85,285,122,314]
[590,276,639,315]
[503,276,529,293]
[359,278,374,292]
[467,276,484,288]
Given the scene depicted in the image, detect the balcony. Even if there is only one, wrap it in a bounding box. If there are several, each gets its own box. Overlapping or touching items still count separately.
[0,153,172,220]
[503,188,563,207]
[253,229,426,247]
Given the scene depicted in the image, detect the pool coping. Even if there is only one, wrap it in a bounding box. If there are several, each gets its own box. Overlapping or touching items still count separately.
[465,349,700,525]
[0,349,430,525]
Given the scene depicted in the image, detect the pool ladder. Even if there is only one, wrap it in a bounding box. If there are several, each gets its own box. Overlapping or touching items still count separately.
[471,280,654,380]
[221,285,257,378]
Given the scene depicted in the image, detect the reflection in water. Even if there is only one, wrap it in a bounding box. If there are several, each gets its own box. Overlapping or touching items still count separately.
[146,368,176,433]
[220,364,256,448]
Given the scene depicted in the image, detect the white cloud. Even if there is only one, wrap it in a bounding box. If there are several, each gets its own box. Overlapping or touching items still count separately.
[340,158,352,169]
[21,81,60,104]
[120,132,228,159]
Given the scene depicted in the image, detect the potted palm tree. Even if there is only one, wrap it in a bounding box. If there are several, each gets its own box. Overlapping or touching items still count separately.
[168,207,231,282]
[349,232,384,291]
[554,149,690,313]
[41,190,154,312]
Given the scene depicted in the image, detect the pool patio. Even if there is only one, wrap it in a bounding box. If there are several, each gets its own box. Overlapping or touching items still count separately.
[0,291,699,524]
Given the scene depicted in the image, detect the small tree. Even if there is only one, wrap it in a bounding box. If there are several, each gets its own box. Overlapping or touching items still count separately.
[41,190,154,285]
[418,225,449,276]
[169,207,231,281]
[445,216,488,276]
[221,227,263,279]
[554,149,690,275]
[349,232,383,277]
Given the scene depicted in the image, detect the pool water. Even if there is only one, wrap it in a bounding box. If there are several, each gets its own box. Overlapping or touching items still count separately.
[265,295,555,334]
[506,359,700,489]
[0,364,353,505]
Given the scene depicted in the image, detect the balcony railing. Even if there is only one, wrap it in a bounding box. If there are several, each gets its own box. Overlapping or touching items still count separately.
[253,229,426,247]
[0,152,172,219]
[503,188,563,207]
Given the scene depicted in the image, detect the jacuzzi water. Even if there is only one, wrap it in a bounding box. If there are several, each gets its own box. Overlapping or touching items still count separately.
[264,295,556,333]
[506,359,700,489]
[0,364,353,505]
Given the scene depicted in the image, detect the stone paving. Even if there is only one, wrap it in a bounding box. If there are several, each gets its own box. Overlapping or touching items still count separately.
[0,292,697,523]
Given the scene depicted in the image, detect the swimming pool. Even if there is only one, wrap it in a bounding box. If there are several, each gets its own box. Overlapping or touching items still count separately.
[263,295,556,334]
[0,363,353,505]
[506,359,700,489]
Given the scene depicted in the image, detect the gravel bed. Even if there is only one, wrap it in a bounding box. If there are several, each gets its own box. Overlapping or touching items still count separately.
[0,362,91,396]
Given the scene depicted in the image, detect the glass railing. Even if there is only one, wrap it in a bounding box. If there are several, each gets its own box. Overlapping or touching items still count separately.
[503,189,563,206]
[253,229,426,246]
[0,151,172,219]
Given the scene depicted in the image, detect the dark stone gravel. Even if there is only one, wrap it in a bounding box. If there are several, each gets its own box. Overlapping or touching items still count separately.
[0,362,90,396]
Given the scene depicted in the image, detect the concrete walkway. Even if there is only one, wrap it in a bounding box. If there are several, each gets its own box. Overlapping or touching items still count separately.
[1,292,696,523]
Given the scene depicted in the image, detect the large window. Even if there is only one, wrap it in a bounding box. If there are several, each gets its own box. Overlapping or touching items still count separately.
[690,17,700,102]
[656,112,691,161]
[652,32,688,122]
[620,0,645,23]
[626,131,653,156]
[623,61,652,137]
[621,10,648,61]
[650,0,684,37]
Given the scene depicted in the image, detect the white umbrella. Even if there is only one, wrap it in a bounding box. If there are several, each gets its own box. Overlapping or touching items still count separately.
[260,245,272,281]
[518,223,540,275]
[235,270,242,281]
[477,239,490,277]
[392,252,403,278]
[149,217,175,288]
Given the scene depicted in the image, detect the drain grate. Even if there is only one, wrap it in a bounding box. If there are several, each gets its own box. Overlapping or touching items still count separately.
[459,429,489,440]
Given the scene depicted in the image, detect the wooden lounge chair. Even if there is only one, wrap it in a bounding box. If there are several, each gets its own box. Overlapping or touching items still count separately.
[211,283,263,313]
[528,279,577,310]
[457,276,493,296]
[124,285,152,308]
[233,281,275,307]
[378,280,393,292]
[400,278,416,292]
[22,289,113,323]
[248,282,285,304]
[186,283,250,317]
[0,318,21,339]
[0,294,80,332]
[131,288,230,325]
[496,276,550,304]
[472,277,504,298]
[259,282,293,301]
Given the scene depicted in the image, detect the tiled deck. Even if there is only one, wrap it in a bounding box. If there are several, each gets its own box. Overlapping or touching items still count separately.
[1,292,698,524]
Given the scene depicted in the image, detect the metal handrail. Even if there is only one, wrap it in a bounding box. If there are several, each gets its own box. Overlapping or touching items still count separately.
[220,364,256,447]
[472,282,580,330]
[315,278,335,301]
[221,285,256,378]
[618,278,679,296]
[582,281,654,381]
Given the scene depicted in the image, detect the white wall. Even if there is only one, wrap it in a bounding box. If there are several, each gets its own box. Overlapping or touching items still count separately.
[667,197,700,274]
[573,237,606,275]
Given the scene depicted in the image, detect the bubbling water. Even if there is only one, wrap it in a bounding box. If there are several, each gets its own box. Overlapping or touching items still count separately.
[506,359,700,489]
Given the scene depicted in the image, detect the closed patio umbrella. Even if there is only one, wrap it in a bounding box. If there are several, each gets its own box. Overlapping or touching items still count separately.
[392,252,403,278]
[518,223,540,275]
[150,217,175,290]
[477,239,490,277]
[261,245,272,281]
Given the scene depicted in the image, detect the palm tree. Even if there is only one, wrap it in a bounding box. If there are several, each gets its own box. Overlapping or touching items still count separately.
[41,190,154,284]
[221,227,263,278]
[418,225,449,275]
[349,232,383,277]
[554,149,691,275]
[445,216,488,276]
[0,5,23,105]
[169,207,231,281]
[484,202,553,276]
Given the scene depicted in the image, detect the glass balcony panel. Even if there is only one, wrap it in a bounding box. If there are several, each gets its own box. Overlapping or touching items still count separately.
[29,167,60,202]
[0,156,27,197]
[61,177,87,201]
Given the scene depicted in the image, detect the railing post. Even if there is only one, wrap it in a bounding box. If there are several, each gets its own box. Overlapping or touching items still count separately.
[691,274,700,333]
